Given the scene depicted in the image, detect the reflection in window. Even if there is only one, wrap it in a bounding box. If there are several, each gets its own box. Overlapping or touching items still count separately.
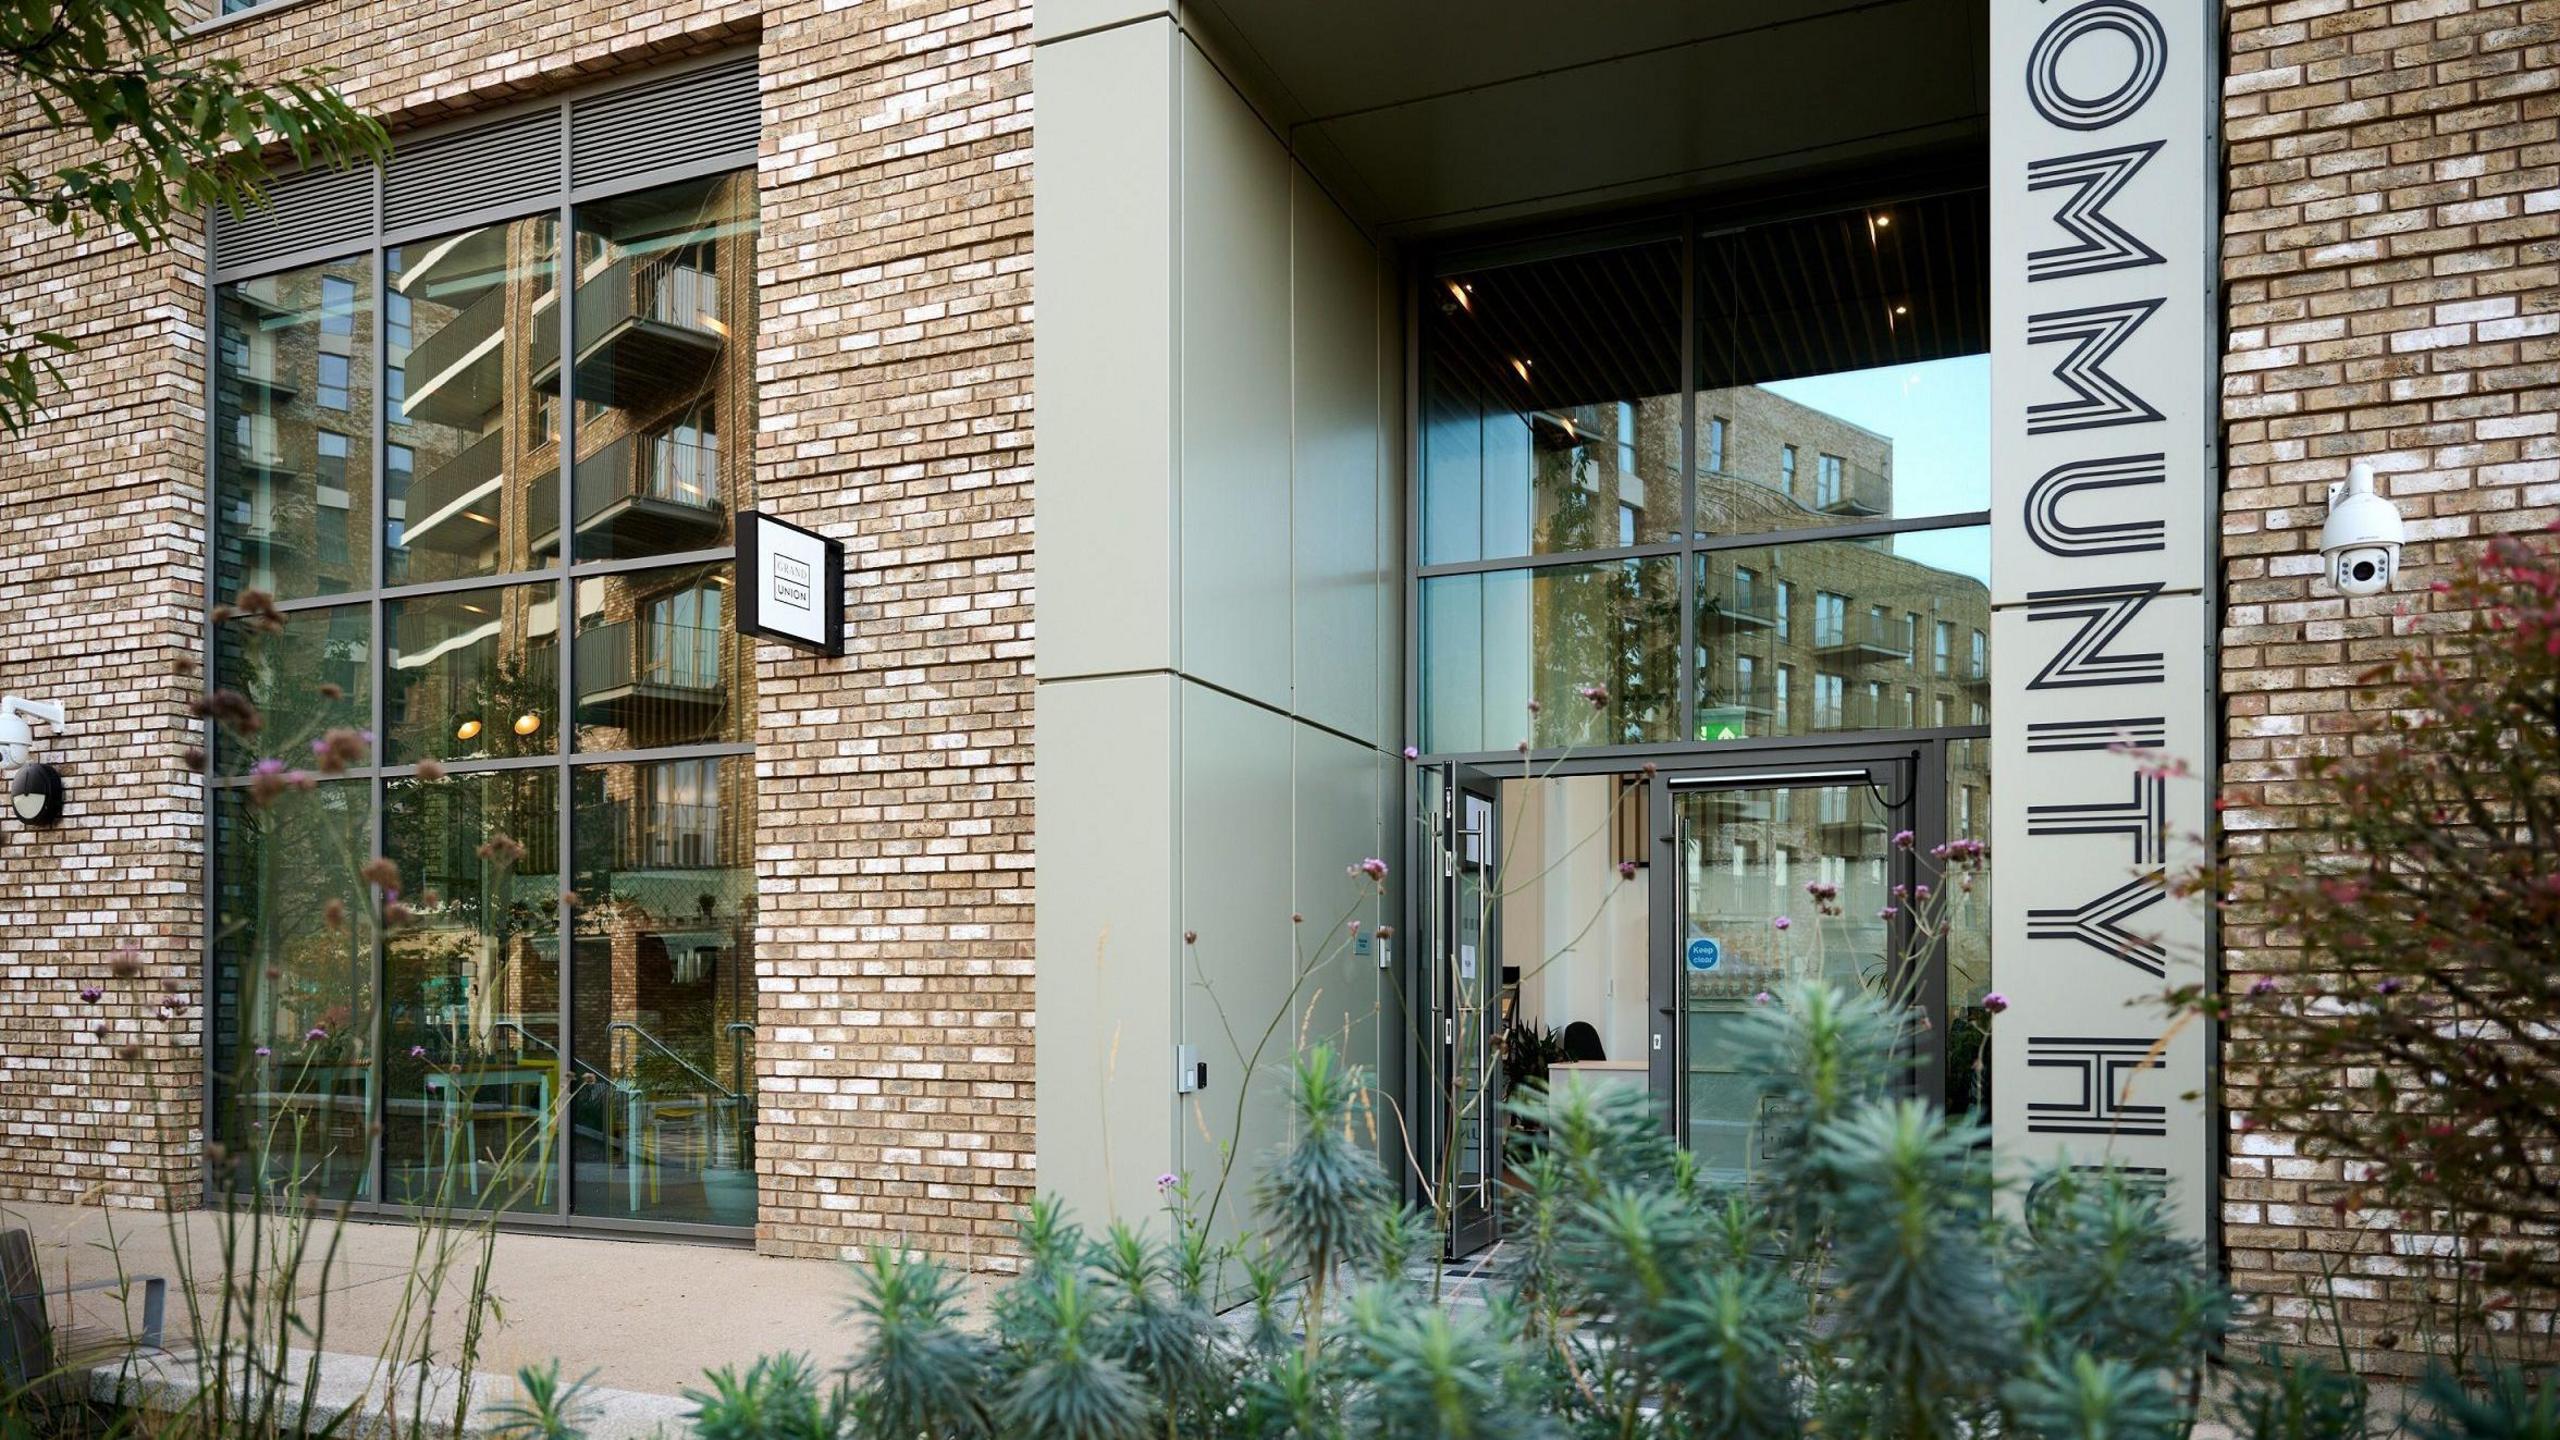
[382,769,561,1211]
[210,782,374,1201]
[1422,241,1683,565]
[215,259,374,599]
[575,563,748,751]
[568,755,756,1226]
[387,214,561,585]
[1420,557,1680,753]
[569,175,756,561]
[384,585,559,765]
[1692,533,1987,740]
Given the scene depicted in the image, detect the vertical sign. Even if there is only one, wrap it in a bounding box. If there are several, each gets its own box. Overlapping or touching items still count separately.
[737,509,847,656]
[1991,0,2217,1240]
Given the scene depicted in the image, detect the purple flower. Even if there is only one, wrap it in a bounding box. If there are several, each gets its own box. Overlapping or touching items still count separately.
[305,1026,328,1042]
[1752,990,1772,1006]
[251,758,287,777]
[1879,906,1899,920]
[1154,1172,1178,1194]
[1350,857,1389,882]
[1401,746,1420,762]
[1982,992,2010,1015]
[2249,978,2278,997]
[1771,916,1792,931]
[1892,829,1915,849]
[1914,884,1932,901]
[2379,978,2403,996]
[79,986,102,1004]
[254,1046,271,1058]
[1617,860,1637,881]
[409,1045,428,1059]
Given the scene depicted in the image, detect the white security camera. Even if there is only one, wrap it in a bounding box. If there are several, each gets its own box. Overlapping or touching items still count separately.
[2320,461,2405,597]
[0,696,64,768]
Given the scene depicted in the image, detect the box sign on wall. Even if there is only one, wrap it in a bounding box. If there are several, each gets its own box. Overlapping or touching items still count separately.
[1989,0,2218,1243]
[737,510,845,656]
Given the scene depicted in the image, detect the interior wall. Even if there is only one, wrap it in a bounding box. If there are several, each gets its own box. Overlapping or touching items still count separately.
[1034,15,1405,1236]
[1503,778,1649,1065]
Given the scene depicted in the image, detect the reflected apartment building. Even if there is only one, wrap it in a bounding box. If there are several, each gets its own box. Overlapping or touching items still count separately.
[208,172,762,1230]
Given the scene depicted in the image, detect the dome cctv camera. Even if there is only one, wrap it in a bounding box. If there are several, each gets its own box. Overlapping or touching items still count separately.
[0,696,63,769]
[2320,461,2405,598]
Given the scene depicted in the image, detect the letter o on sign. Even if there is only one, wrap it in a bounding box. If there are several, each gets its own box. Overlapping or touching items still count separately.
[2027,0,2168,131]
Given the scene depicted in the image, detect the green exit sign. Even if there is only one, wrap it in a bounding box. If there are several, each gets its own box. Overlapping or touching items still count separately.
[1697,706,1749,742]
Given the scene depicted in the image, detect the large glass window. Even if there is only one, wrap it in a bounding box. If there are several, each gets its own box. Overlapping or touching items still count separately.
[208,168,760,1230]
[1418,189,1990,758]
[387,215,560,585]
[215,260,375,601]
[568,754,757,1227]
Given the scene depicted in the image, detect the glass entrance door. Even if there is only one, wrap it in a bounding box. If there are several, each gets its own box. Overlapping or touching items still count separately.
[1421,764,1501,1255]
[1661,761,1909,1182]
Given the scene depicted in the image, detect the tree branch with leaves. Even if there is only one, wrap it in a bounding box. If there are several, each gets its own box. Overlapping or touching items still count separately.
[4,0,387,433]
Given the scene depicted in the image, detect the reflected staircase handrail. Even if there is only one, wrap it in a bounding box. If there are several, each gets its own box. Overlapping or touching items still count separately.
[607,1019,742,1104]
[488,1019,615,1090]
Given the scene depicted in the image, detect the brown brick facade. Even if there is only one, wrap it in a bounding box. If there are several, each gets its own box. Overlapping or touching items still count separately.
[2219,0,2558,1368]
[0,0,1032,1263]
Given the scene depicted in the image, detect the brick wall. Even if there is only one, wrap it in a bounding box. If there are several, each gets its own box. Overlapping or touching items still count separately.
[748,0,1035,1265]
[0,0,1036,1263]
[2218,0,2557,1370]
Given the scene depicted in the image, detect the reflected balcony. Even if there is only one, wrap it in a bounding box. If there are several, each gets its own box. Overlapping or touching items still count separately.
[575,620,725,730]
[400,430,506,555]
[1812,613,1912,663]
[532,433,724,556]
[1815,463,1891,517]
[1695,575,1778,632]
[534,256,726,413]
[403,285,533,430]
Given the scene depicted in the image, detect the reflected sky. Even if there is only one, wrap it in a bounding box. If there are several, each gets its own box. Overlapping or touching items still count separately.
[1764,353,1990,553]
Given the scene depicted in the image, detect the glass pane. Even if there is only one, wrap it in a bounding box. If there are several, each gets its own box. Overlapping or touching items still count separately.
[211,605,370,773]
[382,769,562,1211]
[569,755,756,1224]
[1692,528,1988,741]
[387,215,562,584]
[211,780,374,1200]
[1676,782,1888,1182]
[568,175,756,561]
[215,258,375,600]
[383,583,562,765]
[1420,556,1680,754]
[1422,241,1682,565]
[1944,737,1993,1125]
[1695,191,1989,534]
[573,562,748,750]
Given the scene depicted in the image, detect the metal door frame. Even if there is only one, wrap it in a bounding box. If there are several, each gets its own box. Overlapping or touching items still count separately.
[1650,741,1948,1145]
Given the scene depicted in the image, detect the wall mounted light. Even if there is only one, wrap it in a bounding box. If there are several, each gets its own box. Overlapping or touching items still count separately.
[455,718,484,742]
[512,712,543,737]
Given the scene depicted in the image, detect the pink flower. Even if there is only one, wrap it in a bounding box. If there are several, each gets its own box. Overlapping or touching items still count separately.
[1982,992,2009,1015]
[1575,684,1609,710]
[1155,1172,1178,1194]
[409,1045,428,1059]
[1617,860,1636,880]
[1349,857,1389,882]
[1879,906,1898,920]
[1401,746,1419,762]
[254,1046,272,1058]
[1771,916,1791,931]
[1752,990,1772,1006]
[305,1026,328,1041]
[1892,829,1914,849]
